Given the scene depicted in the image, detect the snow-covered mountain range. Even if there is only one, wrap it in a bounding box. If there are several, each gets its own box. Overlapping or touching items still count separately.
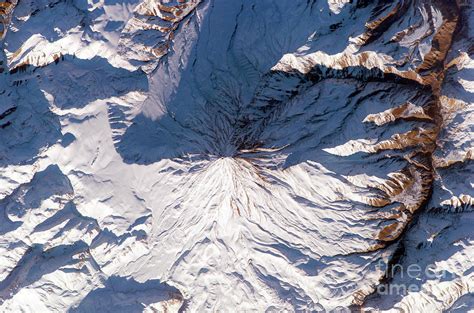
[0,0,472,311]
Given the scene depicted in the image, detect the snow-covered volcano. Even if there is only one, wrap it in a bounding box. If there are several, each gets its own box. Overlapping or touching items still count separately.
[0,0,473,311]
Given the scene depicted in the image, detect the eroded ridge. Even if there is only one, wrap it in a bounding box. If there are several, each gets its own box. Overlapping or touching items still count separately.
[0,0,16,39]
[119,0,202,73]
[0,0,16,73]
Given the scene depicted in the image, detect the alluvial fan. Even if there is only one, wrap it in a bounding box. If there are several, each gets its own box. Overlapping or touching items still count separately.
[0,0,472,312]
